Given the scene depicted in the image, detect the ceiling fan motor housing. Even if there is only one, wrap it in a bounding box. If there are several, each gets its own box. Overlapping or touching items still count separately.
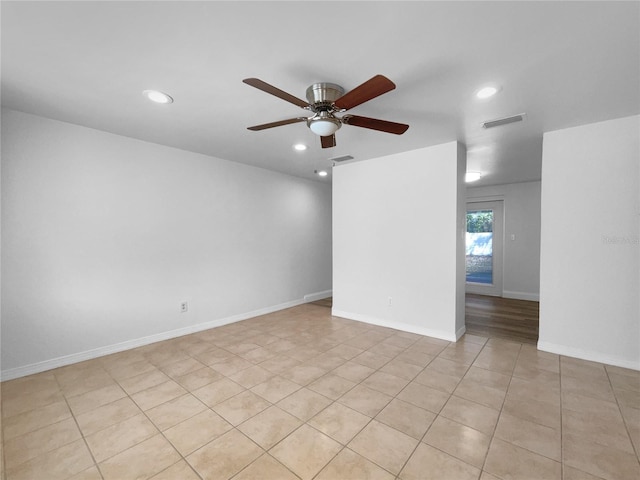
[305,83,345,136]
[305,83,344,110]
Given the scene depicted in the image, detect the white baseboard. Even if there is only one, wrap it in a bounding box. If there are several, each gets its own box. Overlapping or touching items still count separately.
[1,293,329,382]
[503,290,540,302]
[455,325,467,341]
[331,309,459,342]
[537,341,640,371]
[303,290,332,302]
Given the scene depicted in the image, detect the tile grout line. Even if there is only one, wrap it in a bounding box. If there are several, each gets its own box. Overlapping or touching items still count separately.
[3,377,114,479]
[156,343,298,477]
[603,365,640,465]
[93,358,206,480]
[133,348,268,480]
[407,340,492,478]
[309,333,425,480]
[5,303,635,480]
[289,335,400,480]
[556,357,634,479]
[128,392,205,480]
[136,335,305,477]
[395,338,496,477]
[12,315,415,478]
[478,342,524,478]
[291,330,431,479]
[137,326,365,480]
[398,337,529,478]
[234,322,374,480]
[54,373,105,480]
[5,330,462,479]
[393,345,477,479]
[335,335,478,478]
[3,322,415,480]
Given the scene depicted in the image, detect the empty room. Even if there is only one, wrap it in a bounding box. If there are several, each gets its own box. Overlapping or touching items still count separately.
[1,2,638,480]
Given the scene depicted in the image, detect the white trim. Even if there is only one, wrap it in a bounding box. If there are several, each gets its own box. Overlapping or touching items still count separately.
[0,293,329,381]
[467,194,505,203]
[303,290,332,302]
[502,290,540,302]
[537,341,640,371]
[455,325,467,341]
[331,309,459,342]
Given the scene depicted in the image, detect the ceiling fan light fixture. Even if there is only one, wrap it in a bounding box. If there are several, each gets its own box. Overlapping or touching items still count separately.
[308,113,341,137]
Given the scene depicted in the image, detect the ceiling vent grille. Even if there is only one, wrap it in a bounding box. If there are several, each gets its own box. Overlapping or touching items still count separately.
[482,113,526,129]
[330,155,354,163]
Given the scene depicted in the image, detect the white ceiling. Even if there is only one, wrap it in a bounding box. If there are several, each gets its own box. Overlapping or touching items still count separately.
[2,1,638,185]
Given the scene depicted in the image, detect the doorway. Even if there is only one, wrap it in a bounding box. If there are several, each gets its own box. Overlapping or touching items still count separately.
[466,201,503,297]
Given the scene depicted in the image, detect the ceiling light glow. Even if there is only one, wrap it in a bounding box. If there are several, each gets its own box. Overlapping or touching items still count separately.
[476,86,499,99]
[465,172,482,182]
[293,144,307,151]
[317,170,328,177]
[143,90,174,104]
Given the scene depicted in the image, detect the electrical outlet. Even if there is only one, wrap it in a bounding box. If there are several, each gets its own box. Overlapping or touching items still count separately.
[180,302,188,313]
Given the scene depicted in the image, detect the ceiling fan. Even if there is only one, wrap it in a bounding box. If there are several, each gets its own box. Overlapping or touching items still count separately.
[243,75,409,148]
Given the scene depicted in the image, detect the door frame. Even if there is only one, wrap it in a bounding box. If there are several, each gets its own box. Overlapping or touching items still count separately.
[466,200,504,297]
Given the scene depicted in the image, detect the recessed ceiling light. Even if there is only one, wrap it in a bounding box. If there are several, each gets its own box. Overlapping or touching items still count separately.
[465,172,482,182]
[316,170,328,177]
[142,90,173,104]
[476,86,499,99]
[293,144,307,151]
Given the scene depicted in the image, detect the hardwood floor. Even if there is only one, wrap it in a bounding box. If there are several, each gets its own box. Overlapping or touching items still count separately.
[315,295,539,345]
[465,293,539,344]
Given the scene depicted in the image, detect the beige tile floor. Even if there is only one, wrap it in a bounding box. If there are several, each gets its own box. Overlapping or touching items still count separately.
[1,303,639,480]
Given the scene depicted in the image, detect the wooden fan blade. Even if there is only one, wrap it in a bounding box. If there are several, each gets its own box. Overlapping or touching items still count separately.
[342,115,409,135]
[333,75,396,110]
[321,134,336,149]
[243,78,309,109]
[247,117,307,131]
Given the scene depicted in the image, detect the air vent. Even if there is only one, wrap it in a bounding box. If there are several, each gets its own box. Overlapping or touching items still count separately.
[482,113,526,129]
[330,155,354,163]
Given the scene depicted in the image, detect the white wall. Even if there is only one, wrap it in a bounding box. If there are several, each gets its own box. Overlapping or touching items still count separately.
[467,181,541,301]
[1,109,332,379]
[332,142,467,341]
[539,115,639,370]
